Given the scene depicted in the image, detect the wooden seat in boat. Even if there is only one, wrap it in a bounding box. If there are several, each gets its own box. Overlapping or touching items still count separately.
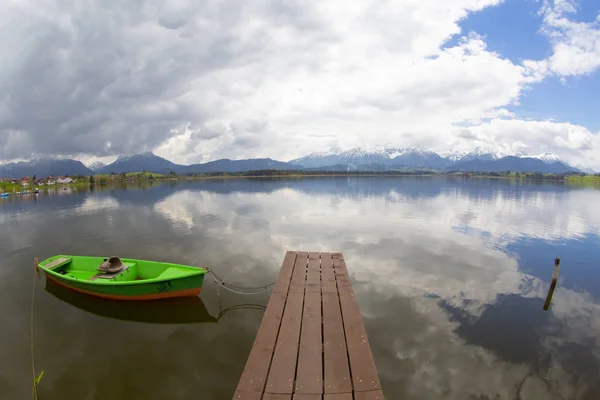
[88,262,135,281]
[44,258,71,270]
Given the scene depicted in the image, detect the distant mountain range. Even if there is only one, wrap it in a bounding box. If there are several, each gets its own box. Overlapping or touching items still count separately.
[291,146,581,174]
[0,159,93,178]
[290,146,452,169]
[94,152,298,175]
[96,152,180,174]
[88,162,106,171]
[0,147,588,177]
[449,156,578,174]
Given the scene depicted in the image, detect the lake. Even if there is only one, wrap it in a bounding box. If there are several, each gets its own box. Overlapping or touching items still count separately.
[1,177,599,399]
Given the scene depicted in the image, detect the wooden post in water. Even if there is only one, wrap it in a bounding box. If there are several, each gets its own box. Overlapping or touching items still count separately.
[543,258,561,310]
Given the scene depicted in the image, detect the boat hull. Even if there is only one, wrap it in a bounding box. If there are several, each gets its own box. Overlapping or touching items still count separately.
[44,277,216,323]
[38,255,207,301]
[46,274,203,300]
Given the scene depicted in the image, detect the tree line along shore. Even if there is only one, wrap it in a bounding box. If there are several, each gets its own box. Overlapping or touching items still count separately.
[2,170,600,195]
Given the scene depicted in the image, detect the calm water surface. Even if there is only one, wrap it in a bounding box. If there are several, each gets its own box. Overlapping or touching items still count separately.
[1,177,600,399]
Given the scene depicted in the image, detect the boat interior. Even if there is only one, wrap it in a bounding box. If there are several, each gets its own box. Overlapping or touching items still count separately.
[41,256,194,282]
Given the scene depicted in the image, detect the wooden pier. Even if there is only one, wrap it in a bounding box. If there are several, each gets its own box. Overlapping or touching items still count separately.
[234,251,383,399]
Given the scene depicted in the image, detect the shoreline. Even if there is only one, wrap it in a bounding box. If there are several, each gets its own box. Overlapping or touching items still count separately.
[3,172,599,196]
[156,173,600,185]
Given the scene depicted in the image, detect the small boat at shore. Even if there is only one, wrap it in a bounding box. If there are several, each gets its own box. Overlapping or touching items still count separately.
[37,255,208,301]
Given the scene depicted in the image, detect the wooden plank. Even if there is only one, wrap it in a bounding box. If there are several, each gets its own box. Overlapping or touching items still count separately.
[235,253,298,394]
[235,291,288,393]
[232,392,262,400]
[324,394,352,400]
[321,251,351,393]
[272,251,298,294]
[334,257,381,393]
[332,256,353,295]
[263,394,293,400]
[289,252,308,293]
[89,263,134,280]
[88,273,103,281]
[293,395,321,400]
[44,257,71,270]
[354,390,385,400]
[305,252,321,294]
[295,252,322,394]
[332,255,349,276]
[321,253,335,293]
[322,290,352,393]
[265,291,305,393]
[265,252,307,393]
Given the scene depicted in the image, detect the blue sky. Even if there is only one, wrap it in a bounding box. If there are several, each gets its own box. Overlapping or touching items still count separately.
[513,72,600,132]
[451,0,600,131]
[448,0,552,61]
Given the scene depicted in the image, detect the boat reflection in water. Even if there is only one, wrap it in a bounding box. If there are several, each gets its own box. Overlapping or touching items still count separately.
[44,278,266,324]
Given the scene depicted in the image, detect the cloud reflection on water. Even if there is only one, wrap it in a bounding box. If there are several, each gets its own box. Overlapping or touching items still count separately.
[149,178,600,399]
[1,177,599,399]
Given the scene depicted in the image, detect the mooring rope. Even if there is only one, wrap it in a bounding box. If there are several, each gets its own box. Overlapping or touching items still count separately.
[31,258,41,400]
[216,303,267,320]
[207,268,275,295]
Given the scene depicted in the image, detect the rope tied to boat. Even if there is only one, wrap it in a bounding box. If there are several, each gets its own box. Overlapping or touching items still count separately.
[31,258,43,400]
[207,268,275,295]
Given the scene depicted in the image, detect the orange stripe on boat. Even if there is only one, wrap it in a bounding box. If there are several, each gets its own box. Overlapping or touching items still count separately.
[46,275,201,300]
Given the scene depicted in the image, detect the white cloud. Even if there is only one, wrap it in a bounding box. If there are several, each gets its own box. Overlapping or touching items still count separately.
[531,0,600,77]
[153,2,534,164]
[0,0,599,169]
[146,0,600,169]
[443,119,600,169]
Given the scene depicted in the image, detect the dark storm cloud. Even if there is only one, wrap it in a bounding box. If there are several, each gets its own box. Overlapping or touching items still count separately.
[1,3,198,158]
[0,0,320,160]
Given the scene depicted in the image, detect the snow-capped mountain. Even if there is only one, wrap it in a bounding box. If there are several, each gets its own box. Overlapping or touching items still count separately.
[290,146,450,169]
[443,146,502,162]
[390,146,451,169]
[0,148,589,177]
[533,152,562,164]
[337,147,393,166]
[0,159,92,177]
[87,161,106,171]
[290,146,389,168]
[288,146,582,173]
[302,147,344,158]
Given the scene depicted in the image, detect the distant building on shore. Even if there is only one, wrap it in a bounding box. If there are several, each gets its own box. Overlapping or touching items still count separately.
[56,177,74,184]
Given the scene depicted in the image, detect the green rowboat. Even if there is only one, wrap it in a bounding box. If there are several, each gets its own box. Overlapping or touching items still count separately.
[37,255,208,301]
